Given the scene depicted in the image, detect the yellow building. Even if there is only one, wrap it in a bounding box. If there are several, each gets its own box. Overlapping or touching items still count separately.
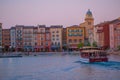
[80,9,94,46]
[67,25,85,51]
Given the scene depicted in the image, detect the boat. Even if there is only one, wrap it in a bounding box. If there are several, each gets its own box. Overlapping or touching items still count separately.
[0,54,22,58]
[79,47,108,63]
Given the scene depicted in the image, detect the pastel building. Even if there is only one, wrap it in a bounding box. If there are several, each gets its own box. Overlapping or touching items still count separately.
[50,25,63,51]
[33,27,38,52]
[109,18,120,49]
[45,27,51,52]
[0,23,2,52]
[2,29,11,52]
[94,22,110,49]
[15,25,24,51]
[62,28,67,51]
[23,26,34,52]
[10,27,16,51]
[80,9,94,46]
[67,25,85,51]
[37,25,46,52]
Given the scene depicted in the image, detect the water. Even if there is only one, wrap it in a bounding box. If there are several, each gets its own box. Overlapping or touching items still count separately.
[0,54,120,80]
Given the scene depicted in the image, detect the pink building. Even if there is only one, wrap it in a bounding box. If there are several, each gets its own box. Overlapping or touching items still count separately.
[110,18,120,49]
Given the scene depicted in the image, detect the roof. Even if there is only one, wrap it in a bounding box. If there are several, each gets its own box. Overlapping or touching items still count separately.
[50,25,63,28]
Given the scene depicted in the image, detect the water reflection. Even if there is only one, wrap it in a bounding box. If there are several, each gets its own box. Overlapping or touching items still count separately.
[0,55,120,80]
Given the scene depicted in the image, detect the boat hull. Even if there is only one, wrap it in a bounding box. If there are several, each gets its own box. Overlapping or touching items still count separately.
[80,57,108,63]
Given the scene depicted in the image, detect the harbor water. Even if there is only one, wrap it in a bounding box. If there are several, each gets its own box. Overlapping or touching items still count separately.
[0,54,120,80]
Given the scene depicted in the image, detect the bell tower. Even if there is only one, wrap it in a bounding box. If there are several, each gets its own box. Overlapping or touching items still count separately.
[85,9,94,26]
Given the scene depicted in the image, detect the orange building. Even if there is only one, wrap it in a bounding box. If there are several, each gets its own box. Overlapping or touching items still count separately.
[2,29,11,52]
[67,25,85,51]
[37,25,46,52]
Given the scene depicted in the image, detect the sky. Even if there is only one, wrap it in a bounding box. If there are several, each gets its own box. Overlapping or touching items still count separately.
[0,0,120,29]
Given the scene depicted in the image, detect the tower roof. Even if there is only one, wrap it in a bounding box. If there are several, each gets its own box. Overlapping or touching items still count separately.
[85,9,93,19]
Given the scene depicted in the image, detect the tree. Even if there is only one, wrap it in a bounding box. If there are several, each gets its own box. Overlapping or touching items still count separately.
[87,41,91,46]
[78,42,84,49]
[92,41,97,47]
[117,45,120,50]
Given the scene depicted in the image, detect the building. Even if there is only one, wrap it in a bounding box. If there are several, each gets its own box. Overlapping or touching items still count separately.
[2,29,11,52]
[33,27,38,52]
[50,25,63,51]
[67,25,85,51]
[80,9,94,46]
[94,22,110,49]
[23,26,34,52]
[37,25,46,52]
[15,25,24,51]
[10,27,16,51]
[109,18,120,50]
[0,23,2,52]
[45,27,51,52]
[62,28,67,51]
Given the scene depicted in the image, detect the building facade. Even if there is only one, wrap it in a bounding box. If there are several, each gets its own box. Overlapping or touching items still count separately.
[45,27,51,52]
[94,22,110,49]
[10,27,16,51]
[62,28,67,51]
[80,9,94,46]
[37,25,46,52]
[50,25,63,51]
[23,26,34,52]
[33,27,38,52]
[67,25,85,51]
[2,29,11,52]
[15,25,24,51]
[110,18,120,49]
[0,23,2,52]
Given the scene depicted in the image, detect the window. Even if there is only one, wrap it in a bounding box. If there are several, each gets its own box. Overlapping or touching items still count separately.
[55,42,57,45]
[79,39,82,42]
[74,39,77,43]
[41,38,43,40]
[56,31,59,33]
[52,35,55,37]
[41,43,43,46]
[56,35,59,37]
[57,38,59,40]
[29,43,31,45]
[69,39,72,43]
[46,42,48,45]
[52,31,55,33]
[52,42,54,45]
[35,42,37,45]
[88,22,91,25]
[53,38,55,40]
[68,30,71,32]
[58,42,60,46]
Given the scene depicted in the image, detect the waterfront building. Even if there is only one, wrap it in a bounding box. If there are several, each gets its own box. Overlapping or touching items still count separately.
[23,26,34,52]
[66,25,85,51]
[109,18,120,50]
[15,25,24,51]
[62,28,67,51]
[10,27,16,51]
[37,25,46,52]
[33,27,38,52]
[2,29,11,52]
[94,22,110,49]
[45,27,51,52]
[80,9,94,46]
[0,23,2,52]
[50,25,63,51]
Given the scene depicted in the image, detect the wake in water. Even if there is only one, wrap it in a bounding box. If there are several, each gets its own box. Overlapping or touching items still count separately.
[75,61,120,70]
